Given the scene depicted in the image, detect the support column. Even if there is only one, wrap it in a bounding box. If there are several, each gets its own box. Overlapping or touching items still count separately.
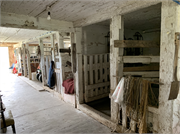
[26,43,32,80]
[110,15,124,124]
[50,34,55,64]
[56,32,64,94]
[74,28,83,104]
[159,1,178,133]
[22,44,27,77]
[172,2,180,134]
[39,39,45,86]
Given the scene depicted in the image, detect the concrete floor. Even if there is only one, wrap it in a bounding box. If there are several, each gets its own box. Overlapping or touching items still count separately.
[0,73,113,134]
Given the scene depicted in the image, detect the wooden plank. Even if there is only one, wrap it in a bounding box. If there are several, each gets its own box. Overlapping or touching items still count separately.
[26,43,32,80]
[1,12,74,33]
[84,55,88,102]
[123,65,159,72]
[29,44,39,46]
[72,43,76,73]
[110,15,124,124]
[22,47,26,76]
[50,34,55,68]
[99,54,103,95]
[95,55,99,96]
[104,54,108,93]
[0,42,17,47]
[123,56,160,63]
[39,39,45,86]
[85,93,109,102]
[56,32,64,95]
[87,63,109,71]
[46,56,49,81]
[89,56,94,98]
[123,71,159,78]
[74,28,83,104]
[114,40,160,48]
[86,82,110,90]
[55,68,61,73]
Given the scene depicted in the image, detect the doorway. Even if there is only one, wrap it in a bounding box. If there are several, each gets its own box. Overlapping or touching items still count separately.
[82,20,111,117]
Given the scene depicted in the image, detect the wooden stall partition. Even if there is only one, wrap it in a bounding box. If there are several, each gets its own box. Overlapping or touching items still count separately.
[83,53,110,103]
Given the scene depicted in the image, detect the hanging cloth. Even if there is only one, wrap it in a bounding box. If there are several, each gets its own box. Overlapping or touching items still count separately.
[47,61,55,88]
[112,77,125,105]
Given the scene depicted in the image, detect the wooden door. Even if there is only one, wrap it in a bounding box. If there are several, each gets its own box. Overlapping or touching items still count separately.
[84,53,110,102]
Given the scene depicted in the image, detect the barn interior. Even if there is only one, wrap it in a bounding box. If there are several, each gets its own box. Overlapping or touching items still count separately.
[0,0,180,134]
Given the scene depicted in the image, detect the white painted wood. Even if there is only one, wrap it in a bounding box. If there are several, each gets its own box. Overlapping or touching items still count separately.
[122,56,160,64]
[74,28,84,104]
[110,15,124,125]
[46,56,49,81]
[84,53,110,103]
[104,54,108,93]
[39,39,45,86]
[22,45,27,77]
[95,55,99,96]
[1,12,74,32]
[99,54,103,95]
[56,32,65,95]
[89,55,94,98]
[86,82,110,90]
[26,43,32,80]
[50,34,56,70]
[84,55,88,102]
[123,71,159,78]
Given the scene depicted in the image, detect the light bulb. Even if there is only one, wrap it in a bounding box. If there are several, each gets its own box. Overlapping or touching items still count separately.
[47,11,51,20]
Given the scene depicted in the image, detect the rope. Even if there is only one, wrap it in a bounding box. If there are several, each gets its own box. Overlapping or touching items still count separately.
[121,76,157,134]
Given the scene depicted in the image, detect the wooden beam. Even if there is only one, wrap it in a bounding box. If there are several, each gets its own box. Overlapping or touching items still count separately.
[0,43,18,47]
[123,56,160,63]
[86,82,110,90]
[29,44,39,46]
[114,40,160,48]
[124,65,159,72]
[1,12,74,32]
[123,71,159,78]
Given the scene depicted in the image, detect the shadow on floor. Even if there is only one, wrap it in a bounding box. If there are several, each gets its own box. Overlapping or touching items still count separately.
[86,97,111,117]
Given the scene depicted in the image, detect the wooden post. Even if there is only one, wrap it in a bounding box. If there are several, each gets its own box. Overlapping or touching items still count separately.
[56,32,64,94]
[159,1,178,133]
[18,48,22,73]
[39,39,45,86]
[110,15,124,125]
[22,44,27,77]
[26,43,32,80]
[50,34,56,66]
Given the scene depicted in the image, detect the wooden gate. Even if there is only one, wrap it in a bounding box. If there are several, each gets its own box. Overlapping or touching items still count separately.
[84,53,110,103]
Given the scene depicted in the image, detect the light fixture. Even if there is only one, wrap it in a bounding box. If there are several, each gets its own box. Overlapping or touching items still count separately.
[47,11,51,20]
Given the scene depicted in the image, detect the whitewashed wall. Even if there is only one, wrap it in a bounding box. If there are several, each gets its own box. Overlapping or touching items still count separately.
[82,24,109,55]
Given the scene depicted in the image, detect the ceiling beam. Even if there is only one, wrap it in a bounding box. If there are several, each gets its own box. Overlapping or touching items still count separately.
[0,42,18,47]
[0,12,74,32]
[73,0,162,27]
